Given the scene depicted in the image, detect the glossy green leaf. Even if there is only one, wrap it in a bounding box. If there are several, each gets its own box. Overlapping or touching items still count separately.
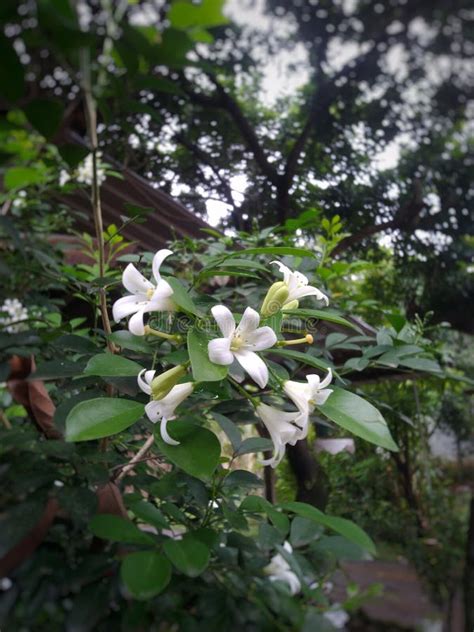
[65,398,144,442]
[169,0,228,29]
[223,246,317,259]
[188,327,228,382]
[24,99,64,139]
[164,276,199,315]
[283,308,360,331]
[318,387,398,451]
[108,330,153,353]
[84,353,143,377]
[121,551,171,600]
[240,495,289,535]
[89,514,154,545]
[268,348,334,372]
[4,167,45,190]
[283,501,376,554]
[130,500,169,530]
[163,533,210,577]
[154,420,221,481]
[211,412,242,451]
[235,437,274,456]
[399,356,442,374]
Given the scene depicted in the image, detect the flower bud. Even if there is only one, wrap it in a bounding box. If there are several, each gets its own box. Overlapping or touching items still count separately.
[151,364,187,400]
[260,281,290,317]
[282,299,299,311]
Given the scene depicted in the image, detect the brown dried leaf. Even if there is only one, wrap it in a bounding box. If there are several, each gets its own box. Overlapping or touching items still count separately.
[0,498,59,579]
[7,355,61,439]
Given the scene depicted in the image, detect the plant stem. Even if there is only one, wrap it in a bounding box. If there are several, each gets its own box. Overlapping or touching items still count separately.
[80,47,116,354]
[115,434,155,482]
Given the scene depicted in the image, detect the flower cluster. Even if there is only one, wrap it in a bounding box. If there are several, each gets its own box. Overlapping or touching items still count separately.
[112,249,333,465]
[0,298,29,333]
[59,152,107,188]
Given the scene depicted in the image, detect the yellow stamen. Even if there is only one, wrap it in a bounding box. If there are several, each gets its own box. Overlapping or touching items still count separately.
[144,325,182,343]
[277,333,314,347]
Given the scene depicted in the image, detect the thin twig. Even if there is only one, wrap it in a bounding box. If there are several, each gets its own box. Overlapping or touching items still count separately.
[115,434,155,481]
[79,47,117,353]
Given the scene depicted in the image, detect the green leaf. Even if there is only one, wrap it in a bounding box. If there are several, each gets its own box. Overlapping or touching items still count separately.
[108,330,153,353]
[31,359,85,380]
[398,356,442,374]
[121,551,171,600]
[130,501,169,530]
[4,166,45,190]
[223,470,263,488]
[240,495,289,535]
[283,501,376,555]
[290,517,323,547]
[187,327,228,382]
[318,387,398,451]
[84,353,143,377]
[211,412,242,451]
[268,348,334,372]
[65,398,144,442]
[154,420,221,481]
[223,246,317,259]
[0,35,25,101]
[283,308,360,331]
[163,533,210,577]
[169,0,228,29]
[24,99,64,139]
[89,514,154,545]
[164,276,200,315]
[235,437,274,456]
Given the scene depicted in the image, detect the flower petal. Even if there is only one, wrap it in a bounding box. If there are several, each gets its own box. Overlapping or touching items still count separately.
[234,349,268,388]
[137,369,155,395]
[122,263,154,295]
[245,326,277,351]
[208,337,233,365]
[290,285,329,305]
[228,360,245,383]
[271,260,291,285]
[112,295,146,322]
[145,400,162,423]
[319,368,333,389]
[237,306,260,334]
[128,309,146,336]
[160,417,180,446]
[314,388,333,406]
[211,305,235,337]
[152,249,173,284]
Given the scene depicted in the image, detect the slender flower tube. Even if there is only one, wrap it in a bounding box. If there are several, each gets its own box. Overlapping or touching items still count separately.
[263,542,301,595]
[208,305,277,388]
[112,249,175,336]
[256,403,307,468]
[272,260,329,308]
[283,369,333,439]
[138,369,193,446]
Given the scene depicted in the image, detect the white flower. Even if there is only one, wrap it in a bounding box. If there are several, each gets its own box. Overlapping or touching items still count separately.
[76,152,106,186]
[272,260,329,307]
[256,403,306,468]
[0,298,29,333]
[112,249,175,336]
[208,305,277,388]
[323,607,350,629]
[283,369,333,439]
[138,369,193,446]
[59,170,70,186]
[264,541,301,595]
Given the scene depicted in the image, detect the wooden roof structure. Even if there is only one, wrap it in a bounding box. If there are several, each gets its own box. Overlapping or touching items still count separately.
[57,132,211,250]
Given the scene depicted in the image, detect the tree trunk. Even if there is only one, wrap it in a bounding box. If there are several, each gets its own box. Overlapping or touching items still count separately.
[286,439,329,510]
